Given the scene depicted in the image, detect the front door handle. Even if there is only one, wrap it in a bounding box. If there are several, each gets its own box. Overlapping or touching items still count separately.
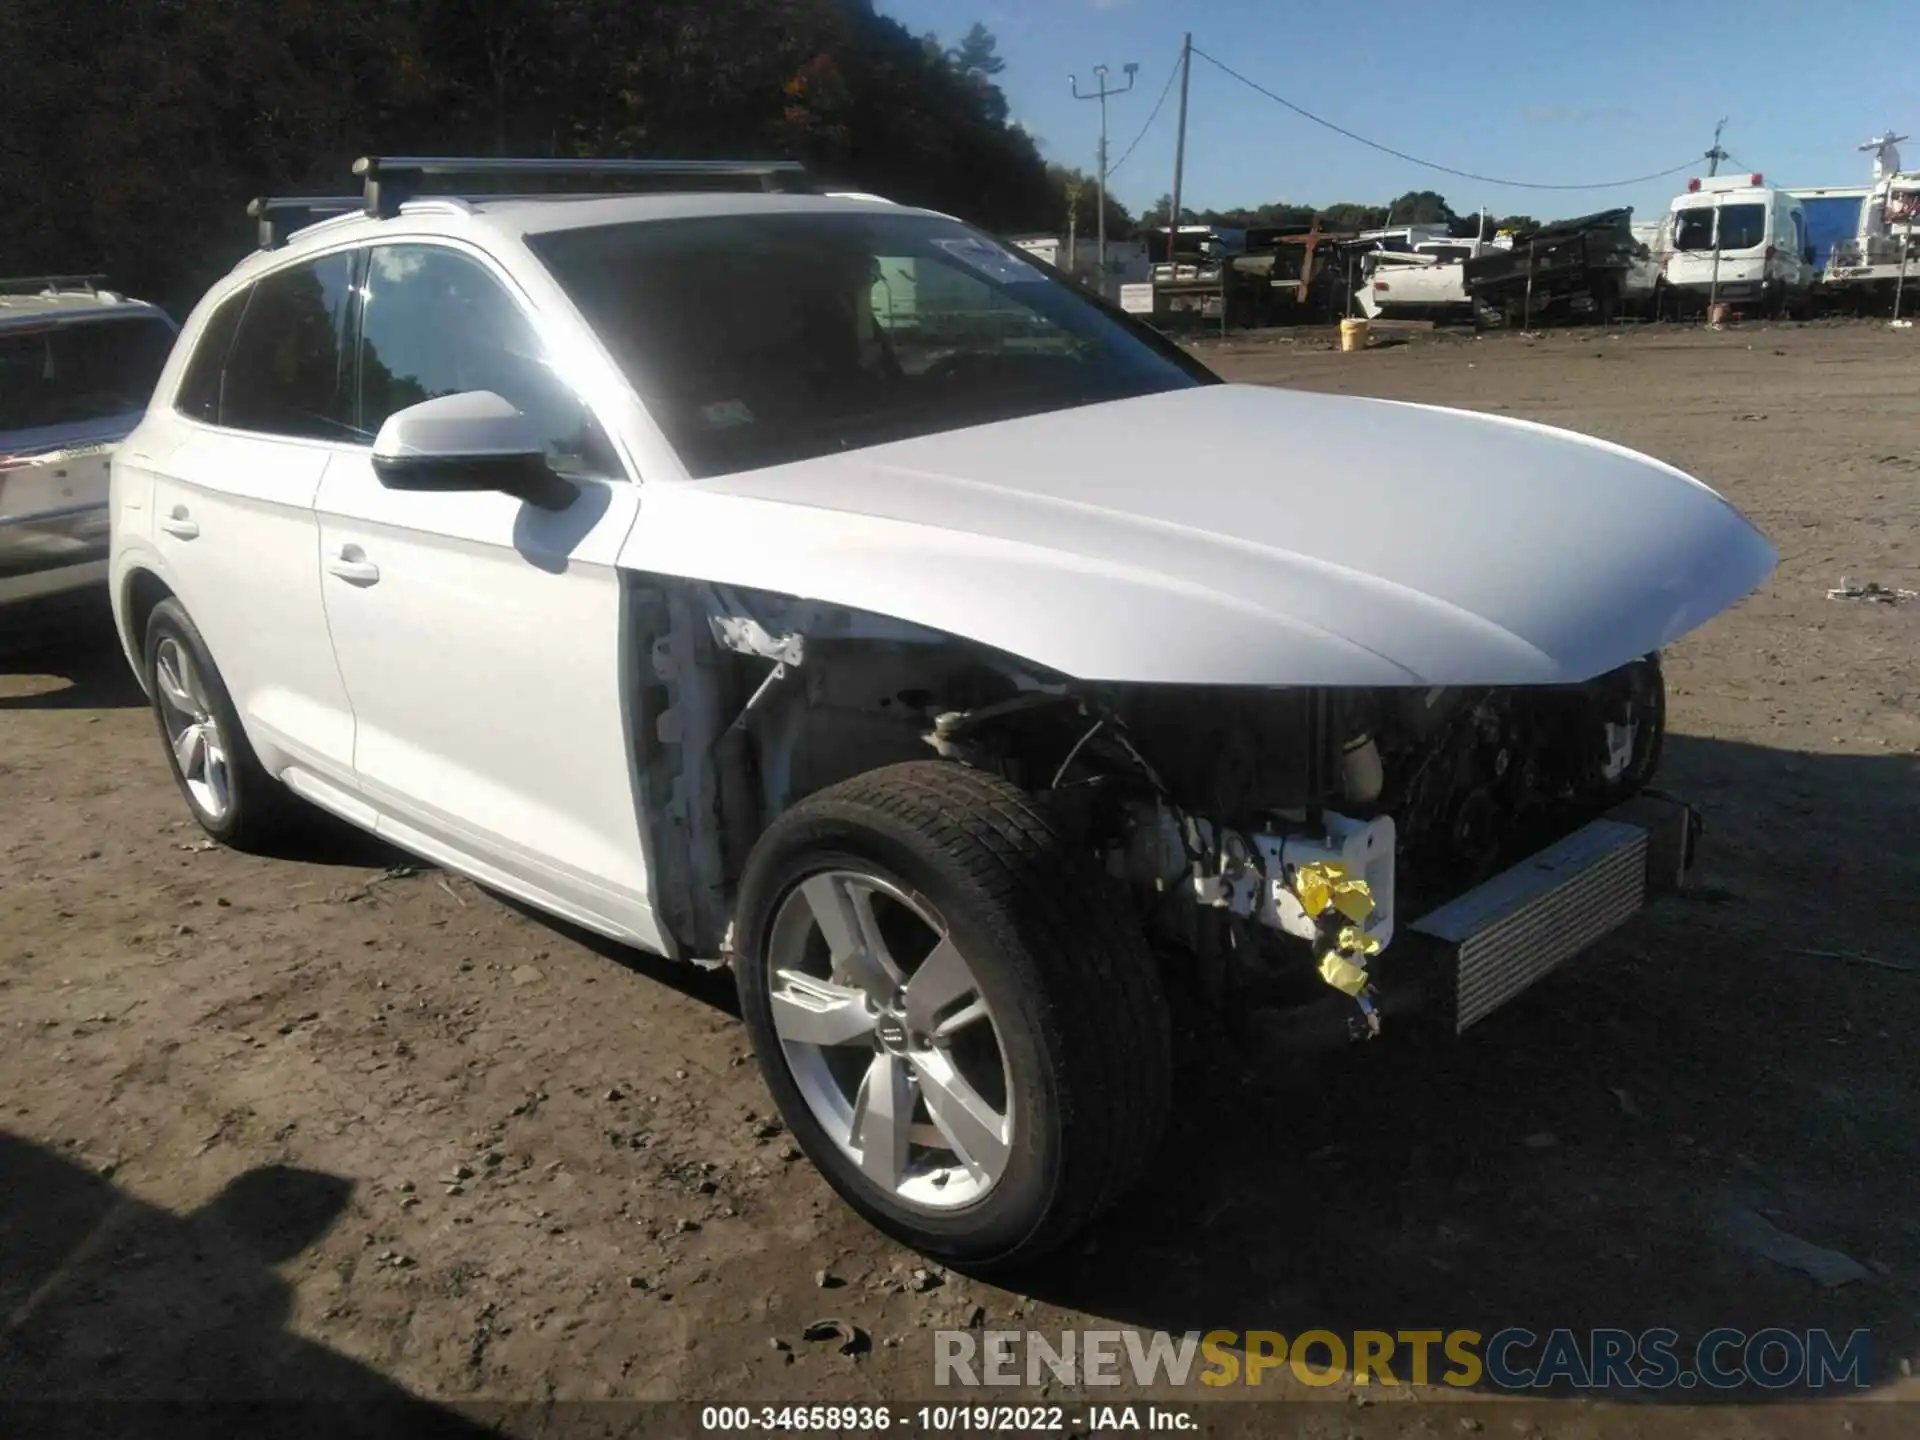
[159,506,199,540]
[326,547,380,585]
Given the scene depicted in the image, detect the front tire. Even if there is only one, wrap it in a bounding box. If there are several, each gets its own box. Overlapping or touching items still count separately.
[734,761,1171,1269]
[144,598,302,850]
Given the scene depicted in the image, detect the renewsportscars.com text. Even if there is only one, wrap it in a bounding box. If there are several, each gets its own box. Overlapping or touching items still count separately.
[934,1327,1872,1392]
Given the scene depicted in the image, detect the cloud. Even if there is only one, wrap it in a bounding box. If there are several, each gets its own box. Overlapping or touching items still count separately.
[1520,102,1633,126]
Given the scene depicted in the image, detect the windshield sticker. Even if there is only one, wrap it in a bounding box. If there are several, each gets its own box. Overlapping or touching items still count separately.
[931,236,1046,284]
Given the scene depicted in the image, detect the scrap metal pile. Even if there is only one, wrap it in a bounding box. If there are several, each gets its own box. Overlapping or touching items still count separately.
[1462,209,1643,327]
[1143,222,1360,331]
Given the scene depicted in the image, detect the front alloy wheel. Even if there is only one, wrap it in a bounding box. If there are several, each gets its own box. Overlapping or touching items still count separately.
[766,869,1012,1209]
[734,761,1171,1269]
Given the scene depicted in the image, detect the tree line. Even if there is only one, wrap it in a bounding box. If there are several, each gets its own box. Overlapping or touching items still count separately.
[1023,175,1545,251]
[0,1,1054,315]
[0,0,1568,317]
[1132,190,1542,239]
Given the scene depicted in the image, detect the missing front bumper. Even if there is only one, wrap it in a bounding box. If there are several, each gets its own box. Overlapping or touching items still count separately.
[1410,793,1697,1033]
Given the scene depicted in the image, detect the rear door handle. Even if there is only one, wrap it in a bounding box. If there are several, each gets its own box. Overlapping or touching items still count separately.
[159,507,199,539]
[326,547,380,585]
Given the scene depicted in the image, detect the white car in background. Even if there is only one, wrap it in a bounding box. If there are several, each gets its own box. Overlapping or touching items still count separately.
[109,158,1777,1267]
[1355,235,1516,323]
[2,277,175,608]
[1355,239,1480,321]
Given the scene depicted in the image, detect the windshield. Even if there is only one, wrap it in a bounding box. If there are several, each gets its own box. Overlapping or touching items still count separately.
[527,211,1210,479]
[1672,203,1768,252]
[0,313,175,433]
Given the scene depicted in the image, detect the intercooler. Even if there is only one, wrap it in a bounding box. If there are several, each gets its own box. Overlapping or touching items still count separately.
[1408,796,1693,1033]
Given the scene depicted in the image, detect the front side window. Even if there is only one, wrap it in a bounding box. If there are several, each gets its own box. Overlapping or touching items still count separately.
[357,245,619,478]
[221,252,356,440]
[0,313,175,433]
[527,211,1211,479]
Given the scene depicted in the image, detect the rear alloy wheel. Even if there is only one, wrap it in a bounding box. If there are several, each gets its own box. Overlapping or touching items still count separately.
[153,635,232,823]
[735,761,1171,1268]
[143,598,302,850]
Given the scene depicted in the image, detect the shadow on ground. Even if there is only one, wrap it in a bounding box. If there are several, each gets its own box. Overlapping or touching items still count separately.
[0,594,144,711]
[495,894,743,1019]
[251,808,420,871]
[0,1133,492,1433]
[1015,733,1920,1400]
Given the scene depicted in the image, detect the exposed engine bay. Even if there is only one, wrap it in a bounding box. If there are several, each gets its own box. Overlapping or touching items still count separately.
[629,576,1669,1041]
[957,666,1665,904]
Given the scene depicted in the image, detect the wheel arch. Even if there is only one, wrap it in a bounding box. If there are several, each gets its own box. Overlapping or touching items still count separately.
[622,573,1066,959]
[119,566,177,691]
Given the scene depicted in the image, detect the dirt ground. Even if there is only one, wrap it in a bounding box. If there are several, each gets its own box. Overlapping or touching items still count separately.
[4,320,1918,1436]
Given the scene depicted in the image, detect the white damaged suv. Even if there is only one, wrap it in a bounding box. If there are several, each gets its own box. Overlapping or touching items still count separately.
[110,158,1777,1266]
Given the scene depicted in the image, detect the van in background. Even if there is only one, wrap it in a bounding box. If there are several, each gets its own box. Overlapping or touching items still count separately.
[1663,174,1814,317]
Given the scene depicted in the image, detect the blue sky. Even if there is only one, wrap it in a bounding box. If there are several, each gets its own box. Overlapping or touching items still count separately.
[879,0,1912,223]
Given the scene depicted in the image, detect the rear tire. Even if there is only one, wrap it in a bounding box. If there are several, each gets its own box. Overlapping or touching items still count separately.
[143,598,304,850]
[734,761,1171,1269]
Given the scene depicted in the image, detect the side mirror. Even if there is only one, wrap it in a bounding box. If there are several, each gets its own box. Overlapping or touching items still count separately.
[370,391,575,511]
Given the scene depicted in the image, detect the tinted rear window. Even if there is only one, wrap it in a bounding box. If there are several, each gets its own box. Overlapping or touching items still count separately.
[221,252,357,440]
[174,290,249,424]
[1673,203,1767,252]
[0,314,175,432]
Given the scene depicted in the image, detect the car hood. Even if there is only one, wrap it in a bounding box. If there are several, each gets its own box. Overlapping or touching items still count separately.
[623,384,1778,687]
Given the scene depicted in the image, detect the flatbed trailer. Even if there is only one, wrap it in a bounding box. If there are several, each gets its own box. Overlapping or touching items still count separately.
[1463,208,1639,327]
[1137,222,1362,333]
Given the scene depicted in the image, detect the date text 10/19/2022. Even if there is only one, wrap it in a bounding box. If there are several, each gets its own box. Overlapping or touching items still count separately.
[700,1406,1196,1432]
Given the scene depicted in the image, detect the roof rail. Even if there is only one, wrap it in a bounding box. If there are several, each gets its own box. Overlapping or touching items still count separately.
[247,196,361,251]
[351,155,812,218]
[0,273,109,295]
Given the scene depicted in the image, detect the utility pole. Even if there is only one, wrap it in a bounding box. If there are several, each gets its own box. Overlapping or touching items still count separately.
[1705,121,1729,320]
[1062,175,1083,282]
[1168,34,1192,268]
[1707,118,1728,177]
[1893,229,1910,324]
[1071,60,1138,299]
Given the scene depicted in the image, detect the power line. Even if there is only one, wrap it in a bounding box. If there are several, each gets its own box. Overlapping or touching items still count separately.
[1190,46,1703,193]
[1106,50,1181,178]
